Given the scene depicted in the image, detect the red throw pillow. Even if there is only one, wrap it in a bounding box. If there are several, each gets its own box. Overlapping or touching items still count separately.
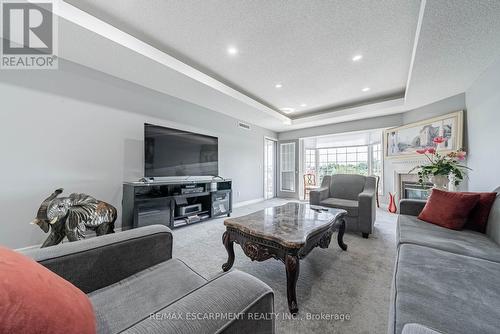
[418,189,481,230]
[0,246,96,334]
[462,192,497,233]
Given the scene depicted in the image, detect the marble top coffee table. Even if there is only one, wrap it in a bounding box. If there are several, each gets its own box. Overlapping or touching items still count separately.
[221,202,347,314]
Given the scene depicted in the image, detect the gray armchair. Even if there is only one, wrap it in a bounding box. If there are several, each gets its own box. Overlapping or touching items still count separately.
[310,174,377,238]
[22,225,275,334]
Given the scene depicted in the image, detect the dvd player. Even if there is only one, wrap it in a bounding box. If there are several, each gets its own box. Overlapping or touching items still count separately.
[181,186,205,194]
[177,203,202,216]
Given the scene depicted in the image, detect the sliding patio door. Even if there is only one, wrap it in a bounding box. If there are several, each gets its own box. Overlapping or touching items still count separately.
[278,139,299,199]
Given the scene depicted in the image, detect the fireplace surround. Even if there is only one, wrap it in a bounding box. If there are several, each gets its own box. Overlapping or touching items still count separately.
[401,181,432,200]
[391,158,431,202]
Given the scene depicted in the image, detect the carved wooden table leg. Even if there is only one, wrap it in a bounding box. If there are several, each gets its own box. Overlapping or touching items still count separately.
[337,218,348,251]
[222,231,235,271]
[285,253,300,314]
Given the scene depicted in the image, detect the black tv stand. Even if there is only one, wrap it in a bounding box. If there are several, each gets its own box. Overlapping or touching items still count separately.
[122,178,232,230]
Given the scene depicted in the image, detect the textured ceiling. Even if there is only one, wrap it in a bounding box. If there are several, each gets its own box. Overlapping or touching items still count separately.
[53,16,289,131]
[56,0,500,132]
[405,0,500,108]
[63,0,420,117]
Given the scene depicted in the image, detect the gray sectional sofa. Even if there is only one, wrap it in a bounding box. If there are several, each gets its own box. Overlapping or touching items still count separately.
[389,190,500,334]
[23,225,275,334]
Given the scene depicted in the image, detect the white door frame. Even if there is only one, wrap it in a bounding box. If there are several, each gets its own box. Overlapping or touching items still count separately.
[263,136,277,199]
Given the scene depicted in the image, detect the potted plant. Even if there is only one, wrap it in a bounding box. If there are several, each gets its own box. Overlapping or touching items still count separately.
[409,136,470,190]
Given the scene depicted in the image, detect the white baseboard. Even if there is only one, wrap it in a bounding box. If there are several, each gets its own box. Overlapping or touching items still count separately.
[15,244,40,252]
[15,227,124,252]
[233,197,265,208]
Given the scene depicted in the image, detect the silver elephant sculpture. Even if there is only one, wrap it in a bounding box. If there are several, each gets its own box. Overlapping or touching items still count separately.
[31,188,117,248]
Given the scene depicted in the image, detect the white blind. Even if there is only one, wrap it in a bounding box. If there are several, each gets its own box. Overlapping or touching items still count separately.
[280,143,295,192]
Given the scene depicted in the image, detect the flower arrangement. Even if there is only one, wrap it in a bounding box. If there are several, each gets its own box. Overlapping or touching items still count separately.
[410,136,470,187]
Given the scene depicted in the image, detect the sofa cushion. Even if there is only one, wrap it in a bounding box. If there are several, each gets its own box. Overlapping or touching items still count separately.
[417,189,480,230]
[0,246,96,334]
[89,258,206,334]
[330,174,366,200]
[397,215,500,263]
[121,270,274,334]
[392,244,500,334]
[463,192,497,233]
[402,324,444,334]
[486,189,500,245]
[320,198,359,217]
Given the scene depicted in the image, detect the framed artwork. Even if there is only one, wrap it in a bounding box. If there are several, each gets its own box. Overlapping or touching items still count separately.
[384,111,463,159]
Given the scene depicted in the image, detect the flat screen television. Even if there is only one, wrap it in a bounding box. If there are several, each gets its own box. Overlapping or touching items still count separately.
[144,123,218,177]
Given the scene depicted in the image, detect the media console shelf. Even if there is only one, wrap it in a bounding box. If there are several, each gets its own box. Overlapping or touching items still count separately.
[122,179,232,230]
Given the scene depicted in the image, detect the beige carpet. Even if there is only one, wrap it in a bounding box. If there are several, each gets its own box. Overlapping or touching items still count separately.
[172,199,397,334]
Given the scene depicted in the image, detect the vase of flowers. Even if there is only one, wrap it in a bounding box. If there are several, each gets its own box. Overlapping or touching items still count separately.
[409,136,470,190]
[429,175,450,190]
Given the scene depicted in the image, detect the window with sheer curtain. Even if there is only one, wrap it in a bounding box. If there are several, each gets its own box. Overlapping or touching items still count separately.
[318,145,369,179]
[372,143,382,177]
[302,131,383,192]
[305,149,316,174]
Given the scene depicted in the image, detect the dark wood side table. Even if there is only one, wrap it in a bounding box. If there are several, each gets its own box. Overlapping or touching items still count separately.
[221,203,347,314]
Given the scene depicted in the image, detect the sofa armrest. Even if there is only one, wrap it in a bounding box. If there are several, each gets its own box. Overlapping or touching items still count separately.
[358,190,376,233]
[399,199,427,216]
[22,225,173,293]
[310,187,329,205]
[402,323,445,334]
[359,190,376,200]
[141,270,275,334]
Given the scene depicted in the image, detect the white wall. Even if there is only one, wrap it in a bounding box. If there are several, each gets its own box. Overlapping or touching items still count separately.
[466,55,500,191]
[0,60,275,249]
[402,94,466,125]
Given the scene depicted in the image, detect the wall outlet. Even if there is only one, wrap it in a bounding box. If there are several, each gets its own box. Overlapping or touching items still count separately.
[237,191,241,197]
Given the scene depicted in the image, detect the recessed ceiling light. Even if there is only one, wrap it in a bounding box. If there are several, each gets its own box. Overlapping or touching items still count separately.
[280,107,295,114]
[352,54,363,62]
[275,83,283,88]
[362,87,370,92]
[300,103,307,107]
[227,46,238,55]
